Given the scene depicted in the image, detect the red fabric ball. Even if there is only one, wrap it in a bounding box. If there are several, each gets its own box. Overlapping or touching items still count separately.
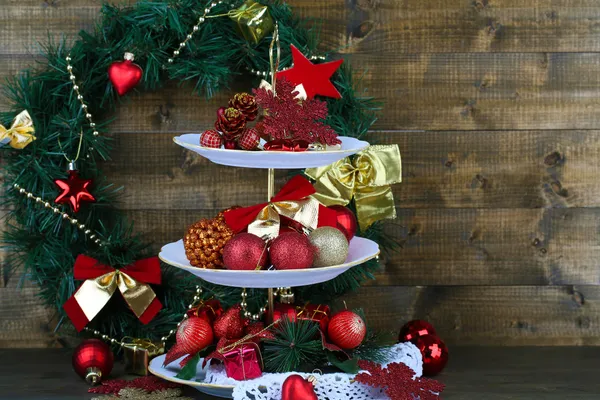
[329,205,358,241]
[414,335,449,376]
[270,232,314,270]
[164,317,214,366]
[72,339,114,385]
[200,130,222,148]
[223,233,269,270]
[327,310,366,350]
[213,304,245,340]
[399,320,437,343]
[238,128,261,150]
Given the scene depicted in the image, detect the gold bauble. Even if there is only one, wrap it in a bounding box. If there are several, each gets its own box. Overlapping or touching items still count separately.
[309,227,349,267]
[184,211,234,269]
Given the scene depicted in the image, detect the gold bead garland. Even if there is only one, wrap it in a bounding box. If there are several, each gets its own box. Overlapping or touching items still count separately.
[65,54,100,160]
[246,55,327,78]
[166,1,226,65]
[12,183,105,247]
[240,288,274,320]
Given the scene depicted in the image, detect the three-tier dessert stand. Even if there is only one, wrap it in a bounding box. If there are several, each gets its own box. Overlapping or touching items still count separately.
[151,133,382,397]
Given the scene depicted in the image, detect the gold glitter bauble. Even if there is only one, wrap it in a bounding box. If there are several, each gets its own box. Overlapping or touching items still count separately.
[309,227,349,267]
[184,211,234,269]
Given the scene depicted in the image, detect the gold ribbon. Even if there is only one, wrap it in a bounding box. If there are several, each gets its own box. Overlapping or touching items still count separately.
[74,269,157,322]
[0,110,36,149]
[248,198,320,240]
[121,337,165,357]
[305,145,402,230]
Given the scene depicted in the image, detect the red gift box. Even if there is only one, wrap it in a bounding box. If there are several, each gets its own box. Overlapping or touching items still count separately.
[222,342,263,381]
[297,304,330,332]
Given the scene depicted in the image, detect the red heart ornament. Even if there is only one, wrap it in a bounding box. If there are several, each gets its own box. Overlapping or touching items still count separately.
[281,375,318,400]
[108,53,143,96]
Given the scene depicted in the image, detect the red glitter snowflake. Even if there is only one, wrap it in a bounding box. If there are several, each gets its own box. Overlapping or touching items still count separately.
[252,78,341,146]
[355,360,445,400]
[88,376,181,395]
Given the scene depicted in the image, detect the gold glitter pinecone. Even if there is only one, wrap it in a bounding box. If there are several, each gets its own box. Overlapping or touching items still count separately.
[184,212,234,269]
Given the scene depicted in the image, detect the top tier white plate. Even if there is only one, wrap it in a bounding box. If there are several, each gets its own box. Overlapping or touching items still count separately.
[159,237,380,289]
[173,134,369,169]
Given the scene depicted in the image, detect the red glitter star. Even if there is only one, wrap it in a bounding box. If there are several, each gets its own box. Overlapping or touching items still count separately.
[276,45,344,99]
[54,170,95,212]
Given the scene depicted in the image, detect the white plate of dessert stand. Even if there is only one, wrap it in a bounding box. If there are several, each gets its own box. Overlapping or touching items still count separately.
[159,237,380,289]
[173,134,369,169]
[149,354,234,399]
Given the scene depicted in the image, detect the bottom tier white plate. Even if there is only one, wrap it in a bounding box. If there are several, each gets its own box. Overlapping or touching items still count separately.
[149,354,234,398]
[159,237,380,288]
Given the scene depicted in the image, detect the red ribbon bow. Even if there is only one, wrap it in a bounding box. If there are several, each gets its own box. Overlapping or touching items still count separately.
[224,175,336,236]
[63,255,163,332]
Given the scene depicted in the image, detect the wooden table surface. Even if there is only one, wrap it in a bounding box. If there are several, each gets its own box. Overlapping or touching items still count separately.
[1,347,598,399]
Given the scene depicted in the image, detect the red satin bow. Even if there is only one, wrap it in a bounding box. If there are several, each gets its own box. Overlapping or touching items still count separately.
[63,255,163,332]
[224,175,336,234]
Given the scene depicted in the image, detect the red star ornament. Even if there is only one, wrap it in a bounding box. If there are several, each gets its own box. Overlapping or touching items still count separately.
[54,170,95,212]
[276,45,344,99]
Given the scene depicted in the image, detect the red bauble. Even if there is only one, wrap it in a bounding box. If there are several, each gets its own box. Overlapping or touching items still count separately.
[213,304,245,340]
[108,53,143,96]
[224,139,238,150]
[164,316,214,366]
[399,320,437,343]
[327,310,366,350]
[414,335,449,376]
[329,205,358,241]
[281,375,318,400]
[200,130,223,148]
[72,339,114,385]
[54,170,96,213]
[269,232,314,270]
[223,233,268,270]
[238,128,261,150]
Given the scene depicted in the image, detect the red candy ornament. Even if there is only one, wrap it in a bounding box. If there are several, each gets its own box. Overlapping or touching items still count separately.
[223,233,268,270]
[399,320,437,343]
[72,339,114,385]
[414,335,449,376]
[270,232,314,270]
[329,205,358,241]
[108,52,143,96]
[327,310,366,350]
[281,374,318,400]
[213,304,245,340]
[163,317,214,367]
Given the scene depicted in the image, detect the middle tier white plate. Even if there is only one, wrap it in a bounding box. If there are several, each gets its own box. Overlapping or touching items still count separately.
[159,237,380,288]
[173,134,369,169]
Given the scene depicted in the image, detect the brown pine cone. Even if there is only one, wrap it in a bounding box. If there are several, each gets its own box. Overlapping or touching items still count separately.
[184,214,234,269]
[229,93,258,122]
[215,107,246,140]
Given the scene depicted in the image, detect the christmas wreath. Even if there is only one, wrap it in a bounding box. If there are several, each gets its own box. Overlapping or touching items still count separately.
[1,0,393,344]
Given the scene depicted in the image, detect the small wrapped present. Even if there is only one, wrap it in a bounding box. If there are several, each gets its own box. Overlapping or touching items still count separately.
[229,0,275,44]
[122,339,165,376]
[222,342,263,381]
[297,303,330,332]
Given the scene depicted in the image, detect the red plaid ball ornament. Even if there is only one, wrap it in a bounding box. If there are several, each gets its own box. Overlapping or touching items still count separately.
[238,128,261,150]
[200,130,223,148]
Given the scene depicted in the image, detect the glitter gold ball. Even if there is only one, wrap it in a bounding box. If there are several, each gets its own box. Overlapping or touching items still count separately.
[309,227,349,267]
[184,211,234,269]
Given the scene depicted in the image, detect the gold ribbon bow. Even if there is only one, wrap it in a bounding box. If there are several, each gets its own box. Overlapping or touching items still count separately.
[121,337,165,357]
[0,110,36,149]
[248,198,320,240]
[305,145,402,230]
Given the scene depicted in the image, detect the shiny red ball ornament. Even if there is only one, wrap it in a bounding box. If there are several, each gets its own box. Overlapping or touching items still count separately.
[399,320,437,343]
[223,233,269,270]
[72,339,114,385]
[54,169,96,213]
[108,52,143,96]
[200,130,223,148]
[281,374,318,400]
[163,316,214,366]
[414,335,449,376]
[270,232,314,270]
[327,310,367,350]
[213,304,245,340]
[224,139,238,150]
[329,205,358,241]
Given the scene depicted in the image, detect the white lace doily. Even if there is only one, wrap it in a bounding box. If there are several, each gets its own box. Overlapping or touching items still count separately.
[203,342,422,400]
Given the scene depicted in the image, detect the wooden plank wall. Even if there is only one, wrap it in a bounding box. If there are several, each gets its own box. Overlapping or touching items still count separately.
[2,0,600,347]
